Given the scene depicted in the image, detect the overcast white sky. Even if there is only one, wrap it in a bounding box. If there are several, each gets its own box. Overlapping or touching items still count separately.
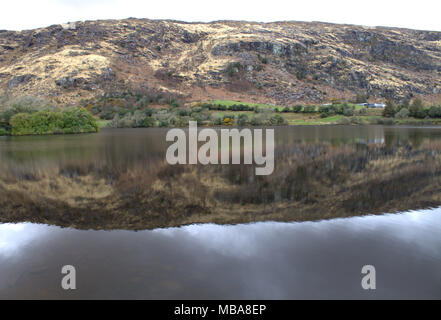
[1,0,441,31]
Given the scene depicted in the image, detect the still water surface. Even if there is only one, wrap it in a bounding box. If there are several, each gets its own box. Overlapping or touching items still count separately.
[0,209,440,299]
[0,125,440,298]
[1,125,441,169]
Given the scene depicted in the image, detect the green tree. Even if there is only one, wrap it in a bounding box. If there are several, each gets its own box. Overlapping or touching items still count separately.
[355,93,369,104]
[428,106,441,118]
[292,105,303,113]
[382,100,396,118]
[409,98,424,118]
[236,114,249,126]
[9,107,98,135]
[269,114,287,125]
[395,108,409,119]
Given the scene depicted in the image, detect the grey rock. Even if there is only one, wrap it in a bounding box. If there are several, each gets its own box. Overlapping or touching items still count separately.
[8,74,35,88]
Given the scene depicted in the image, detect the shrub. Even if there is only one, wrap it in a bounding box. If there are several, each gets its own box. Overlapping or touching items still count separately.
[143,108,153,117]
[409,98,425,118]
[178,109,190,117]
[142,116,155,127]
[223,117,234,125]
[59,108,99,134]
[428,106,441,118]
[9,113,31,135]
[292,105,303,113]
[100,109,116,120]
[395,108,410,119]
[0,127,9,135]
[225,62,242,77]
[207,104,227,111]
[319,105,337,118]
[10,107,98,135]
[110,114,120,128]
[0,95,56,123]
[337,117,351,125]
[319,105,330,114]
[170,100,180,108]
[342,106,355,117]
[158,119,170,127]
[90,105,101,115]
[119,114,135,128]
[296,69,306,80]
[257,54,268,64]
[110,110,153,128]
[229,104,254,111]
[302,105,316,113]
[250,115,264,126]
[330,104,344,115]
[349,116,365,125]
[132,110,147,127]
[210,114,223,125]
[236,114,249,126]
[382,100,397,118]
[117,108,130,117]
[356,108,367,115]
[269,114,287,126]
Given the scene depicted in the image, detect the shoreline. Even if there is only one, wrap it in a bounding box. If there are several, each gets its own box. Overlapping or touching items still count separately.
[2,121,441,137]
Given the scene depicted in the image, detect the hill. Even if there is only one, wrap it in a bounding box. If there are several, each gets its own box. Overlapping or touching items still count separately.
[1,18,441,106]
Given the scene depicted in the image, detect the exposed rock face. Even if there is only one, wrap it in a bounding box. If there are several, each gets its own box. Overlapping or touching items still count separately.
[8,74,35,88]
[0,19,440,105]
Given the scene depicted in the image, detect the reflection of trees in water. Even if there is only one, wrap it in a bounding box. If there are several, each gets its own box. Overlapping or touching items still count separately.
[383,128,441,149]
[409,132,425,148]
[2,140,441,230]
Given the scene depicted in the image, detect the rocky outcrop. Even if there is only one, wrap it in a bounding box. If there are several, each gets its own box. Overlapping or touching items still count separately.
[8,74,35,88]
[0,19,440,105]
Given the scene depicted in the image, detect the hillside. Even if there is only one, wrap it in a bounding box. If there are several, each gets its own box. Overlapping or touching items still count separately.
[1,18,441,106]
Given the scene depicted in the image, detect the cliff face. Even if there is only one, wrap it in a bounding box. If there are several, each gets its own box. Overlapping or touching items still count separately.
[1,19,441,106]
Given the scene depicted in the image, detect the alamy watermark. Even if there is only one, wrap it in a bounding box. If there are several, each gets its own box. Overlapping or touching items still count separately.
[361,265,376,290]
[61,265,76,290]
[57,264,375,293]
[165,121,274,175]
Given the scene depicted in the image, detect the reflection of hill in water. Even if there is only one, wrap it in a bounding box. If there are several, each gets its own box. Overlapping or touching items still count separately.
[2,140,441,230]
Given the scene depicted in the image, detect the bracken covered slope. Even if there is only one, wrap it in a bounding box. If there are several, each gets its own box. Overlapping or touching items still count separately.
[1,19,441,106]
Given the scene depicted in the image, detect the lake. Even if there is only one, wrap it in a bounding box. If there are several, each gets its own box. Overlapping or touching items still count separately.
[0,125,441,299]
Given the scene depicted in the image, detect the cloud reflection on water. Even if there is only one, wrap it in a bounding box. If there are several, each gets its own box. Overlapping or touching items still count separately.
[0,209,440,299]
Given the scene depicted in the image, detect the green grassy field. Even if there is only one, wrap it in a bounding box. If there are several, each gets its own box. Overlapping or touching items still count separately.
[210,100,369,112]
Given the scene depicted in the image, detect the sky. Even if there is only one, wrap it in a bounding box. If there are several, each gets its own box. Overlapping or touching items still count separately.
[1,0,441,31]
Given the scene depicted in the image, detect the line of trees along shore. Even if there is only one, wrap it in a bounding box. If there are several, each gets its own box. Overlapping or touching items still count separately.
[0,96,98,136]
[2,93,441,136]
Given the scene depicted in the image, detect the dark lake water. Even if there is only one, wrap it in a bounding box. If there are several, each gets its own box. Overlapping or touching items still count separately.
[1,125,441,169]
[1,125,441,299]
[0,209,440,299]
